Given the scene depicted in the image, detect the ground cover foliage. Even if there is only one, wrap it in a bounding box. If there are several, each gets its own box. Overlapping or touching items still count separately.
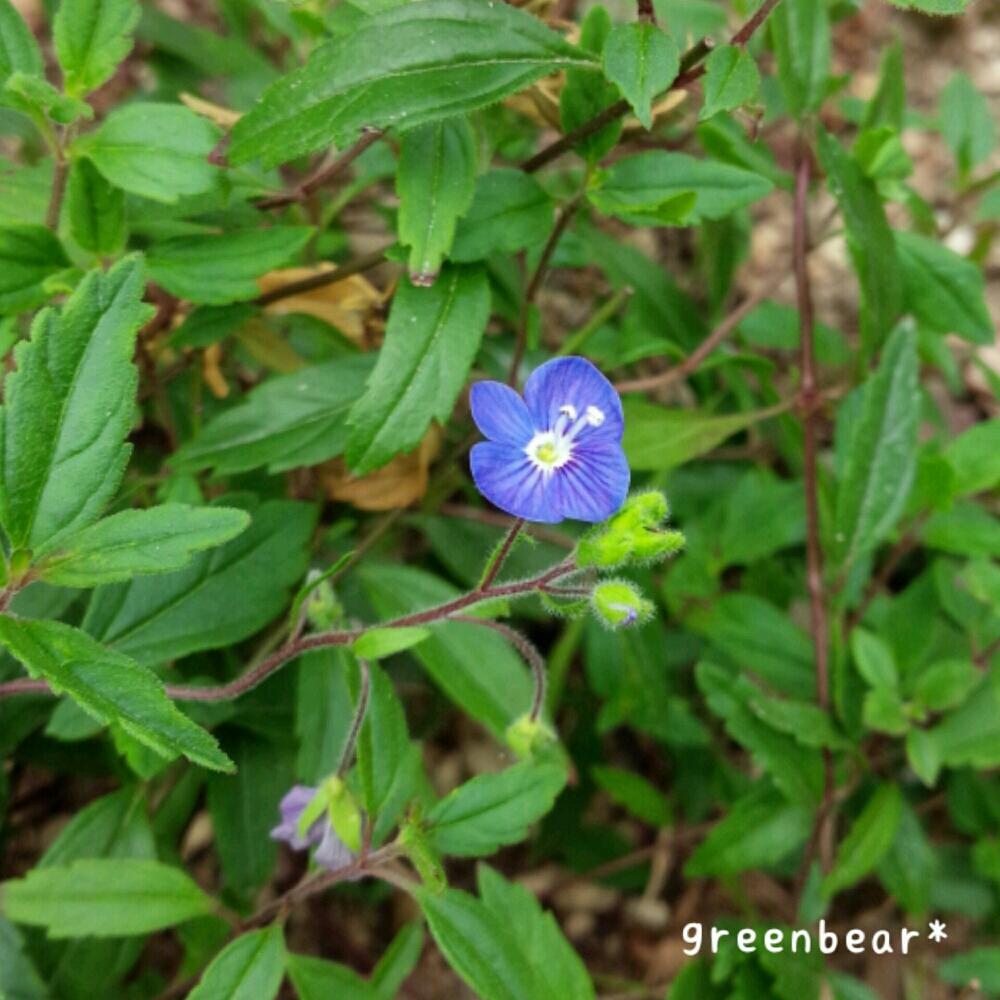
[0,0,998,997]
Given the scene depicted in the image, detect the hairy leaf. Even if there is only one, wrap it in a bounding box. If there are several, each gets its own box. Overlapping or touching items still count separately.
[603,22,679,130]
[54,0,139,97]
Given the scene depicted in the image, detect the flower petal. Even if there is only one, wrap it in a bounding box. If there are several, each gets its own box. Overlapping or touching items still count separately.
[271,785,322,849]
[470,441,563,523]
[470,380,535,446]
[550,443,630,523]
[523,357,623,444]
[314,825,356,872]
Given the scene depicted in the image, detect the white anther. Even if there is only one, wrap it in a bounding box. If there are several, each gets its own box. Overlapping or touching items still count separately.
[559,404,578,420]
[585,405,606,427]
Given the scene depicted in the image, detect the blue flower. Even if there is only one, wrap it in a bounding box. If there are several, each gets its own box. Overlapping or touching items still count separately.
[271,785,356,873]
[470,357,629,524]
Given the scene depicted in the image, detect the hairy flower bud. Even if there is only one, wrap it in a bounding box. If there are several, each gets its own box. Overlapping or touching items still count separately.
[505,713,556,758]
[576,491,683,569]
[591,580,654,629]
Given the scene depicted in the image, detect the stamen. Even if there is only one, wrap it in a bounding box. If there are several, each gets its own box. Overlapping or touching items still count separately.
[585,405,605,427]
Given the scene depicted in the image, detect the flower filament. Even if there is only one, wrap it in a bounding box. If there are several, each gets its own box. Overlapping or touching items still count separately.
[525,402,606,473]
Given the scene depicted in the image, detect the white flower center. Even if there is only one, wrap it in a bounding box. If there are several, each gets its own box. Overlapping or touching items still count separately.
[525,402,606,473]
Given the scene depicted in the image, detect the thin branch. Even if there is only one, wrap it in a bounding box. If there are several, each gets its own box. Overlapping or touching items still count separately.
[792,138,835,891]
[0,559,578,704]
[256,129,383,210]
[613,270,787,393]
[478,518,526,591]
[520,0,784,174]
[46,154,68,231]
[453,616,548,721]
[509,194,583,386]
[337,657,371,776]
[254,247,390,307]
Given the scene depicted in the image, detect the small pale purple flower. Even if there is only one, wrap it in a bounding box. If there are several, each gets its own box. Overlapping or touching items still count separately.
[470,357,630,524]
[271,785,355,872]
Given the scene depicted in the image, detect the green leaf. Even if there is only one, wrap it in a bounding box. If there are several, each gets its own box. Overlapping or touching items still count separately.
[940,948,1000,995]
[353,626,431,661]
[397,118,477,285]
[622,397,781,471]
[4,71,92,124]
[207,733,294,895]
[287,953,374,999]
[419,886,540,1000]
[602,22,679,130]
[371,924,425,1000]
[945,419,1000,496]
[359,563,532,737]
[850,629,898,689]
[886,0,973,10]
[78,103,219,203]
[821,784,903,898]
[895,230,992,345]
[686,786,813,877]
[699,44,760,121]
[296,649,354,785]
[0,915,47,1000]
[173,355,375,476]
[357,664,415,839]
[229,0,597,167]
[769,0,830,116]
[147,228,313,305]
[427,760,566,857]
[83,499,316,665]
[188,926,285,1000]
[0,256,153,554]
[67,158,126,255]
[36,504,250,587]
[832,323,919,571]
[560,5,622,163]
[939,71,996,175]
[913,659,979,713]
[2,858,216,937]
[589,151,772,226]
[744,694,851,751]
[450,169,554,262]
[591,765,671,826]
[0,223,71,314]
[861,40,904,132]
[0,616,232,771]
[345,266,489,473]
[923,503,1000,557]
[54,0,139,97]
[170,303,257,350]
[717,468,805,566]
[817,128,901,355]
[0,0,42,89]
[477,866,595,1000]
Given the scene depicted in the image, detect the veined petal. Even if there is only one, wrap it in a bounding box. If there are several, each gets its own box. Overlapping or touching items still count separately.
[470,380,535,446]
[314,825,356,873]
[271,785,322,849]
[470,441,563,523]
[523,357,624,444]
[551,443,630,523]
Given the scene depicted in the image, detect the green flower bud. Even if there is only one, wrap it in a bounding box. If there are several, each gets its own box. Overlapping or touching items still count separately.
[576,491,684,570]
[622,490,669,526]
[591,580,654,629]
[306,578,342,631]
[631,528,686,562]
[505,713,556,759]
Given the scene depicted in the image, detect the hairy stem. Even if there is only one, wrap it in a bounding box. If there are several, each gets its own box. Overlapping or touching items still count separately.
[337,657,371,776]
[478,518,526,591]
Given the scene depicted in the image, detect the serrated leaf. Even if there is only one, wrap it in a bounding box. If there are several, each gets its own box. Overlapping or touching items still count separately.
[769,0,830,116]
[172,354,375,476]
[36,504,250,587]
[0,256,152,554]
[832,323,919,571]
[346,266,489,474]
[602,22,679,130]
[477,866,594,1000]
[353,626,431,661]
[78,103,219,203]
[67,158,126,255]
[427,761,566,857]
[147,227,313,305]
[2,858,216,937]
[229,0,597,168]
[83,499,316,665]
[895,229,992,344]
[0,616,232,771]
[700,44,760,121]
[0,224,71,314]
[418,886,540,1000]
[822,784,903,898]
[817,128,901,355]
[397,118,476,284]
[0,0,42,90]
[188,926,285,1000]
[590,151,772,226]
[54,0,139,97]
[450,169,554,262]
